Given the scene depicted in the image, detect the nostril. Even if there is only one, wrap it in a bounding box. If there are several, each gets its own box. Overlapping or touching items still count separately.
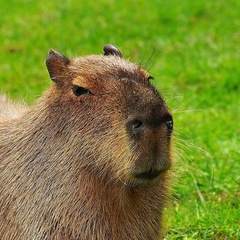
[165,117,173,131]
[129,119,143,134]
[132,120,143,130]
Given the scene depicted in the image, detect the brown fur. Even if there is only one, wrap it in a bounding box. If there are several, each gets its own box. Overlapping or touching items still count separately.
[0,45,173,239]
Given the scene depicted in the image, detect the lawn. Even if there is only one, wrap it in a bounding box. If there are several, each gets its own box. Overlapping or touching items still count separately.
[0,0,239,239]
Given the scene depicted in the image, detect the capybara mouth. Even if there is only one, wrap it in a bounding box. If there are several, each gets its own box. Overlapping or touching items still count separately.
[134,169,162,180]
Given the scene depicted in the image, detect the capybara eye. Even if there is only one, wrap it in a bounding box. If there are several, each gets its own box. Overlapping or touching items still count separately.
[165,117,173,131]
[72,85,91,96]
[130,119,143,134]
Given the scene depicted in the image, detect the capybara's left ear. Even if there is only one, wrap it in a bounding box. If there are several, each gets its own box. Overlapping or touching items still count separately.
[103,44,123,58]
[46,49,70,84]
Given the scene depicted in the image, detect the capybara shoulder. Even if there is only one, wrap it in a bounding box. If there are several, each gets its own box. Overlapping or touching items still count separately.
[0,94,27,121]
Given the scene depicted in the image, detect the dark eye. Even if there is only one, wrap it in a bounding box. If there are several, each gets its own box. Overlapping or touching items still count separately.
[165,117,173,131]
[72,85,91,96]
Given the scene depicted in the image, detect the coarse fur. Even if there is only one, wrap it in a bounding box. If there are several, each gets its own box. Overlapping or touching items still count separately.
[0,94,27,121]
[0,45,173,239]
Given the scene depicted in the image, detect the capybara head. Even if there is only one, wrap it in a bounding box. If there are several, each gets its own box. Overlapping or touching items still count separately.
[45,44,173,187]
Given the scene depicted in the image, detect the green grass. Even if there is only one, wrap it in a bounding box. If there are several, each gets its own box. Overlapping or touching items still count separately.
[0,0,239,239]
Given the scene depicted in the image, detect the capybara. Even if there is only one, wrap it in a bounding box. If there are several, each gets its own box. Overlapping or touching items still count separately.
[0,45,174,239]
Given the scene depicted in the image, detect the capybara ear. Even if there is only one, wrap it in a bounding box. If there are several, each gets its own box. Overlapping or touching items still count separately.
[46,49,70,84]
[103,44,123,58]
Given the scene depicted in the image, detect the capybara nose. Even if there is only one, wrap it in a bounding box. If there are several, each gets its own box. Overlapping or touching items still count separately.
[127,113,163,135]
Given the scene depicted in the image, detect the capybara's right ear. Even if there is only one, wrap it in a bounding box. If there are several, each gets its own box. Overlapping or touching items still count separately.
[46,49,70,84]
[103,44,123,58]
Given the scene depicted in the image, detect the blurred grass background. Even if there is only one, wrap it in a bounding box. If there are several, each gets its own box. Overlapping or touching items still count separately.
[0,0,239,239]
